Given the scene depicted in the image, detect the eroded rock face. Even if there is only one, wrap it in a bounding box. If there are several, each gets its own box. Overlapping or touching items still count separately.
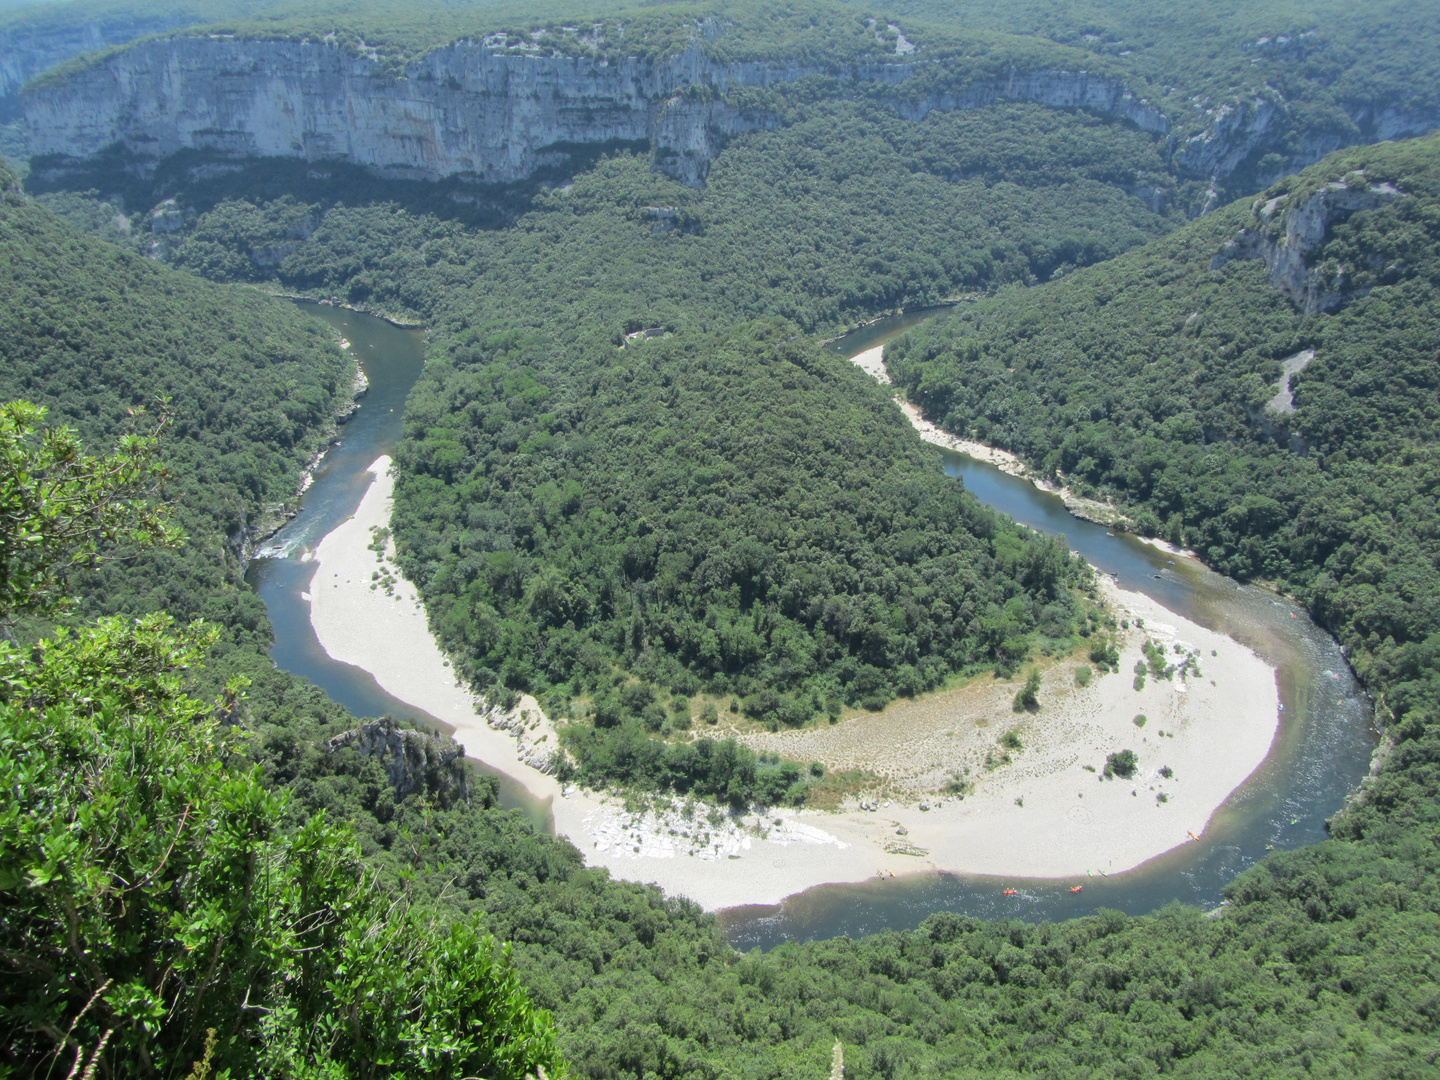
[1210,177,1404,312]
[22,35,1167,187]
[327,717,469,802]
[0,13,200,119]
[26,29,1437,194]
[1175,93,1437,192]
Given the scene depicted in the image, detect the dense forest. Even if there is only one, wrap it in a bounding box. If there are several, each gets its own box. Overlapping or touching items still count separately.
[6,0,1440,1075]
[397,316,1090,785]
[0,162,353,644]
[888,136,1440,741]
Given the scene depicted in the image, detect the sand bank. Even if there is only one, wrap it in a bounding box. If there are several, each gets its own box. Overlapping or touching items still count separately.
[305,456,1279,909]
[737,578,1278,879]
[848,344,1134,529]
[307,457,878,909]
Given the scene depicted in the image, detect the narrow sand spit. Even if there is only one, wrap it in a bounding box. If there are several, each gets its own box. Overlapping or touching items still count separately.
[849,344,893,383]
[308,456,1278,910]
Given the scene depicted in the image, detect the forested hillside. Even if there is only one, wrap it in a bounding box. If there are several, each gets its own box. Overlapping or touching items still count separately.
[0,403,570,1078]
[8,2,1440,1076]
[0,162,352,640]
[400,317,1091,791]
[888,137,1440,722]
[50,96,1177,318]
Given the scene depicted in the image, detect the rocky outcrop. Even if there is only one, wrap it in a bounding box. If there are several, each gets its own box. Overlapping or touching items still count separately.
[334,366,368,425]
[1174,92,1436,192]
[481,699,559,775]
[1210,176,1404,312]
[22,34,1169,187]
[327,717,469,802]
[0,12,202,120]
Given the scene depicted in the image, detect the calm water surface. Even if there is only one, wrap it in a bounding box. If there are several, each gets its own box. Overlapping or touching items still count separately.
[253,305,1375,946]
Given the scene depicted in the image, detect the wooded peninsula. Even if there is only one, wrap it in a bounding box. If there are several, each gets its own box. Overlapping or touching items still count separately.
[2,0,1439,1076]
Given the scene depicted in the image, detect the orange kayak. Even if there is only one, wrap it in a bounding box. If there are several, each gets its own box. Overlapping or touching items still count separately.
[1070,886,1083,893]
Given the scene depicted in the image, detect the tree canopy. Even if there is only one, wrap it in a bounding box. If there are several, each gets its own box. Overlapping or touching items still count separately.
[6,8,1440,1075]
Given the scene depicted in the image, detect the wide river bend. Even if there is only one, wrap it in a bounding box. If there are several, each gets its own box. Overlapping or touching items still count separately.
[248,304,1376,949]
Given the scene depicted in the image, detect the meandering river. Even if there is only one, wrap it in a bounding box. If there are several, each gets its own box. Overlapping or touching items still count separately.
[249,304,1376,949]
[245,302,551,828]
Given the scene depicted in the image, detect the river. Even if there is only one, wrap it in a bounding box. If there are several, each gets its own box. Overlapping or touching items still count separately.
[250,303,1376,948]
[245,301,551,828]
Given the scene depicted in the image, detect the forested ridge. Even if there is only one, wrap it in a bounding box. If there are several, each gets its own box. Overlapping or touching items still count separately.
[397,315,1091,797]
[5,0,1440,1075]
[0,162,356,646]
[888,137,1440,736]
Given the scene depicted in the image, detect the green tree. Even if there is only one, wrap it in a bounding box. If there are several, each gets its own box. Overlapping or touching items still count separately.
[1013,667,1042,712]
[0,404,567,1079]
[0,400,180,619]
[1106,749,1138,778]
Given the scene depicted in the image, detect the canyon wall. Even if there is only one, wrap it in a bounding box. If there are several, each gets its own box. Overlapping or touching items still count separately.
[22,35,1168,187]
[21,33,1436,190]
[1211,177,1405,313]
[0,13,201,121]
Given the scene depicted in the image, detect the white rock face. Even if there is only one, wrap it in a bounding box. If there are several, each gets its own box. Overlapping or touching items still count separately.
[327,716,469,801]
[0,13,197,107]
[22,35,1169,186]
[1174,92,1437,189]
[1210,178,1404,312]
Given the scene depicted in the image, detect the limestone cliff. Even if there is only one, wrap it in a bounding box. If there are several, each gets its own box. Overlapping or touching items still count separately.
[22,30,1436,193]
[1174,91,1436,192]
[1210,176,1404,312]
[0,12,198,121]
[22,34,1167,187]
[327,716,470,803]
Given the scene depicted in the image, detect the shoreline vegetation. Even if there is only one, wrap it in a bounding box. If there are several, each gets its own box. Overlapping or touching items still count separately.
[854,341,1198,551]
[256,285,427,328]
[308,454,1279,911]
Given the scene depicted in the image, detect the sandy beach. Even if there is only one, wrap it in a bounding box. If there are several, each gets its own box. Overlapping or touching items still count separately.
[304,455,1280,910]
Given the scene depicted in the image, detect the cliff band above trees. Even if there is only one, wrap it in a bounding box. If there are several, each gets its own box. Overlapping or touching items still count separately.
[22,29,1171,187]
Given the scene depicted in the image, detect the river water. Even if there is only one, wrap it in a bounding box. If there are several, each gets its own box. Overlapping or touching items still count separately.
[244,301,550,827]
[252,304,1376,948]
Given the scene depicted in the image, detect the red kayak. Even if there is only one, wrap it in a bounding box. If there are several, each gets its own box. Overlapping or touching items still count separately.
[1070,886,1084,893]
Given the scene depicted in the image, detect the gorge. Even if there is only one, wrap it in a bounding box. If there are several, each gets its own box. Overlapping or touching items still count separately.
[20,16,1438,194]
[7,3,1440,1075]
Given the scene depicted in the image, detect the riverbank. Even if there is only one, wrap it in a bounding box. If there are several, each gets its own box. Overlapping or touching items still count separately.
[305,456,1280,909]
[254,286,426,328]
[306,456,883,909]
[847,343,1200,552]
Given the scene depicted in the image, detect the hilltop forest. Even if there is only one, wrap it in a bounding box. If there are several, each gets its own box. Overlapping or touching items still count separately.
[3,0,1440,1077]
